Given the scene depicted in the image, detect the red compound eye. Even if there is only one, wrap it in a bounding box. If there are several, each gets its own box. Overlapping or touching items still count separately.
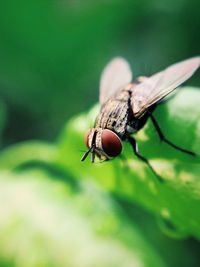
[84,128,94,148]
[101,129,122,157]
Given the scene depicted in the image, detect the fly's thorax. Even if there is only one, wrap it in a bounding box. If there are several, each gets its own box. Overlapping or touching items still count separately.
[95,86,132,137]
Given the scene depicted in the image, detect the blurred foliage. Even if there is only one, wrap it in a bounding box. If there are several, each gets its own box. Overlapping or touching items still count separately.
[0,0,200,266]
[0,87,200,266]
[0,0,199,144]
[0,171,166,267]
[57,87,200,239]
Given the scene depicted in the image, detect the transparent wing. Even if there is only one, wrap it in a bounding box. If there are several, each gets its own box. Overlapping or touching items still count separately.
[132,56,200,117]
[100,57,132,105]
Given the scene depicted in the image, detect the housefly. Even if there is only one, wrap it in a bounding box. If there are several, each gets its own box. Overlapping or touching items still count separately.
[81,56,200,179]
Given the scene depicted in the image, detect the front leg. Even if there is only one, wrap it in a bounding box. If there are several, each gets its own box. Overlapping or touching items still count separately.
[128,136,163,182]
[149,113,196,156]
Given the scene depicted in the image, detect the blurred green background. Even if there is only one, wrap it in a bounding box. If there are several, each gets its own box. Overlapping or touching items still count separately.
[1,0,199,146]
[0,0,200,266]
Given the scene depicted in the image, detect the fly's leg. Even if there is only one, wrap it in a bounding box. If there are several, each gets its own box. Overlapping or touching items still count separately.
[149,113,196,156]
[128,136,163,182]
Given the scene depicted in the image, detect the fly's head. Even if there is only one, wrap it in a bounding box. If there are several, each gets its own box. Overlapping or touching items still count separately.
[81,128,122,162]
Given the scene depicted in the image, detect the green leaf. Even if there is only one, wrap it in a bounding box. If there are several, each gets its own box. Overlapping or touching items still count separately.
[56,87,200,239]
[0,141,56,171]
[0,170,165,267]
